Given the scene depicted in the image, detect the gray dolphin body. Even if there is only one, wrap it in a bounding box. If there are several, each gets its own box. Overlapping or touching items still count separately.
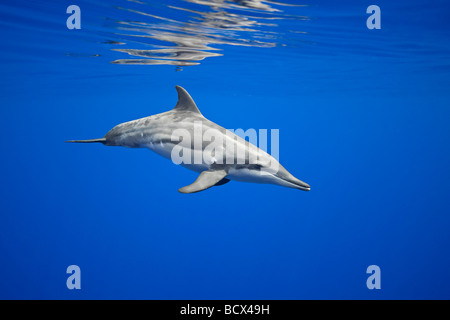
[67,86,310,193]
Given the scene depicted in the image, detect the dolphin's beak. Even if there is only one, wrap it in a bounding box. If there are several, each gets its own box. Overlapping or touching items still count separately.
[295,180,311,191]
[278,172,311,191]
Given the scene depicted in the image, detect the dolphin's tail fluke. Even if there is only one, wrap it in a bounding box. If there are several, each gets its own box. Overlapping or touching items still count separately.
[65,138,106,144]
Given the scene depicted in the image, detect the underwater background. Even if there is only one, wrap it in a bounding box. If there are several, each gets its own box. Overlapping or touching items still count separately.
[0,0,449,299]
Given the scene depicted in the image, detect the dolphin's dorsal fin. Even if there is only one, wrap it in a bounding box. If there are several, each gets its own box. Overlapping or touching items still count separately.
[173,86,202,115]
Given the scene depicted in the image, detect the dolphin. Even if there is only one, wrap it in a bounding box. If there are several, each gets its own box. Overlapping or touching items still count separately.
[67,86,310,193]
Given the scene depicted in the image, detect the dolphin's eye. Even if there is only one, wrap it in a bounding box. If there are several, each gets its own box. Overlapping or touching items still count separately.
[248,164,263,170]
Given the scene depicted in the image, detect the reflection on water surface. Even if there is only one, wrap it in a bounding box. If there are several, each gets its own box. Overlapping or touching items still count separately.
[108,0,308,67]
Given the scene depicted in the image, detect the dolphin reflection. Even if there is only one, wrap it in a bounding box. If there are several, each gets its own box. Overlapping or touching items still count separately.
[108,0,308,67]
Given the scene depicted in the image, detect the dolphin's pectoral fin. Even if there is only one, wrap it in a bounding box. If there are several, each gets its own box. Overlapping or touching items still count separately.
[178,169,228,194]
[214,178,230,187]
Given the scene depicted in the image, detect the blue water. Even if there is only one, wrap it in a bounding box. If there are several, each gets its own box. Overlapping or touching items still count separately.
[1,0,449,299]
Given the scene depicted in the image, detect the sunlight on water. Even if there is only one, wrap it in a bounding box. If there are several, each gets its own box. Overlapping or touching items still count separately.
[109,0,308,67]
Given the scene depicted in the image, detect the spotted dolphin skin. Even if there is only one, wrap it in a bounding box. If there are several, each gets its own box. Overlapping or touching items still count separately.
[67,86,310,193]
